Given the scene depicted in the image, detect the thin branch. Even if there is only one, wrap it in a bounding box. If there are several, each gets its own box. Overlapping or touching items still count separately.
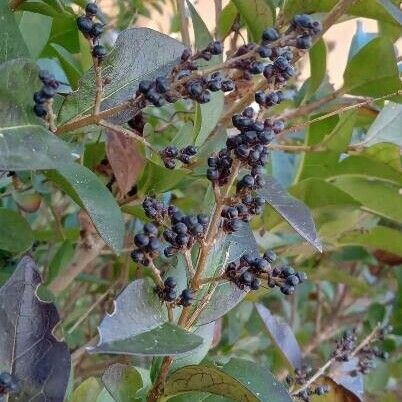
[48,236,105,295]
[177,0,191,48]
[93,58,104,115]
[183,250,196,278]
[291,325,380,396]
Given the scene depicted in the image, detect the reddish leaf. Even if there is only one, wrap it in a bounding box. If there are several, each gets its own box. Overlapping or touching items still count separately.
[106,131,144,196]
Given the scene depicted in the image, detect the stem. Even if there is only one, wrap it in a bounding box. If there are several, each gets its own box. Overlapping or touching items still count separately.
[147,357,173,402]
[49,236,105,295]
[93,58,103,115]
[183,250,196,279]
[177,0,191,48]
[214,0,223,39]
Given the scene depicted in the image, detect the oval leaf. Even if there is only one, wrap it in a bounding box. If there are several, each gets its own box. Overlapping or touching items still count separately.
[90,279,203,356]
[258,176,322,252]
[58,28,185,125]
[165,358,293,402]
[0,256,70,401]
[46,163,125,251]
[256,304,303,370]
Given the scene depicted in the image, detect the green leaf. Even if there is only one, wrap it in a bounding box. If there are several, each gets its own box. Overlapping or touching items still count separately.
[91,322,203,356]
[343,37,401,99]
[58,28,185,126]
[361,143,401,171]
[50,43,82,89]
[19,11,52,59]
[165,359,292,402]
[102,364,150,402]
[46,163,125,251]
[218,2,239,39]
[138,160,188,194]
[332,177,402,224]
[186,1,211,49]
[364,102,402,147]
[71,378,103,402]
[303,38,327,103]
[47,240,75,284]
[295,113,355,181]
[0,209,34,252]
[232,0,273,42]
[283,0,402,27]
[0,1,29,63]
[338,227,402,257]
[327,155,402,186]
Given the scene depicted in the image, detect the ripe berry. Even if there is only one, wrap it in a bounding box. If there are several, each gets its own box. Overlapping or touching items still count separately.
[165,289,177,302]
[85,2,98,16]
[164,276,177,289]
[33,92,45,104]
[207,168,219,181]
[40,86,56,99]
[173,222,188,234]
[250,278,261,290]
[221,79,235,92]
[239,174,255,188]
[131,249,144,263]
[274,56,289,71]
[296,271,307,283]
[197,91,211,104]
[293,14,312,28]
[181,48,191,61]
[208,41,223,55]
[164,246,177,258]
[138,80,153,94]
[147,238,160,252]
[249,61,264,75]
[179,288,194,306]
[240,271,253,285]
[176,234,190,246]
[92,44,107,60]
[91,23,104,38]
[281,285,295,295]
[296,35,312,49]
[258,46,272,58]
[155,76,170,93]
[286,275,300,286]
[255,91,266,105]
[262,27,280,42]
[197,214,209,225]
[134,233,150,248]
[282,265,295,277]
[183,145,197,156]
[33,104,47,118]
[77,16,93,34]
[144,223,158,236]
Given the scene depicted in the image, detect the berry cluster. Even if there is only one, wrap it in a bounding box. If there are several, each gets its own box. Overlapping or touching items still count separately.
[225,250,307,295]
[142,197,167,221]
[76,2,106,61]
[33,70,59,118]
[137,77,174,107]
[155,276,195,306]
[0,372,19,396]
[130,223,161,266]
[221,195,265,233]
[160,145,197,169]
[295,386,329,402]
[288,14,323,50]
[163,206,209,257]
[332,327,391,375]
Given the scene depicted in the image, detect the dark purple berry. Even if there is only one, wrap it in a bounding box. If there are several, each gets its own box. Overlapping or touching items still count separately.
[262,27,279,42]
[85,2,98,16]
[77,16,93,34]
[92,44,107,60]
[33,103,47,118]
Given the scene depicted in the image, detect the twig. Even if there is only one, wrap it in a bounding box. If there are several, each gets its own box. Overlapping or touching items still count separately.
[149,261,164,287]
[183,250,196,278]
[291,325,380,396]
[48,236,105,295]
[214,0,223,39]
[177,0,191,48]
[93,58,103,115]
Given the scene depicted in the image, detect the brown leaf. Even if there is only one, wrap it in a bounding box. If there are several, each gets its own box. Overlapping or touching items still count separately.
[106,131,144,196]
